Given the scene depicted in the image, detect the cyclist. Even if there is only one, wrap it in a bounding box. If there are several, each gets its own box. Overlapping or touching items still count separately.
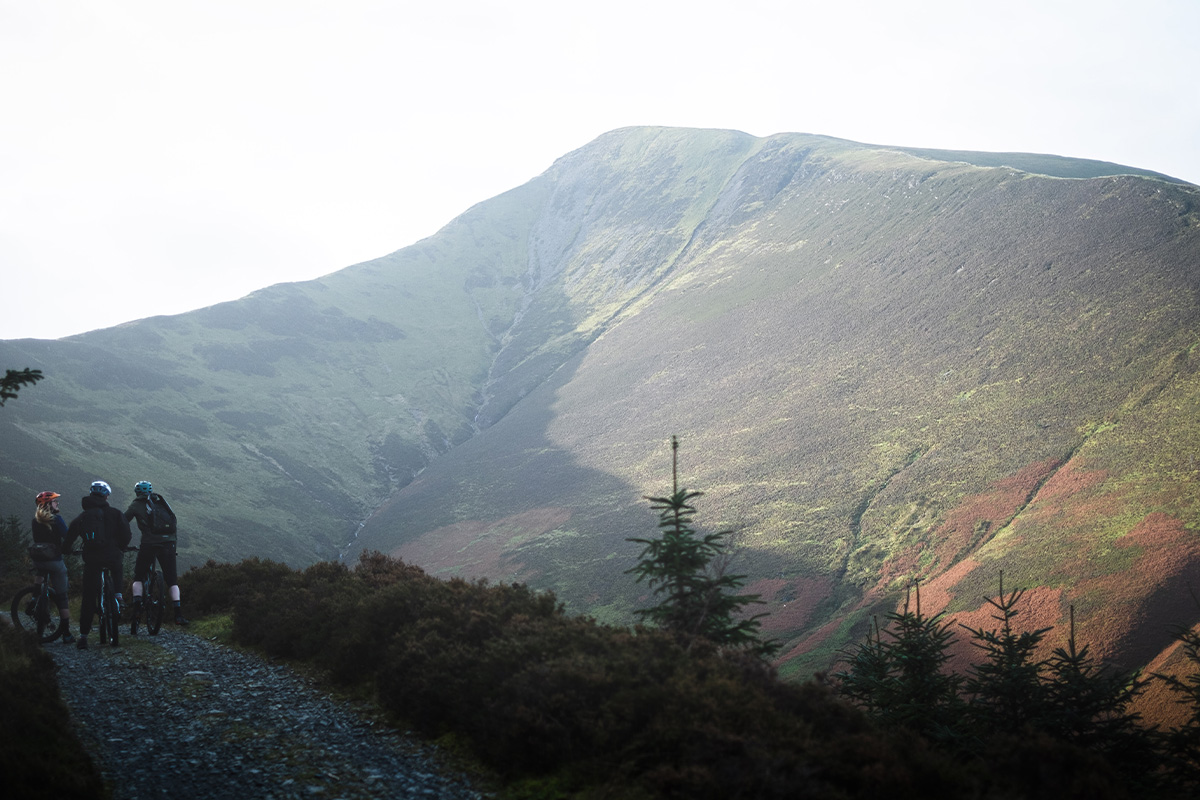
[124,480,189,628]
[63,480,132,649]
[29,490,74,644]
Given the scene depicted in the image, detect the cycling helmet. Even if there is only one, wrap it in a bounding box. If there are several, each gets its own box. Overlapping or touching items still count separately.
[134,480,153,497]
[35,491,60,506]
[89,480,112,496]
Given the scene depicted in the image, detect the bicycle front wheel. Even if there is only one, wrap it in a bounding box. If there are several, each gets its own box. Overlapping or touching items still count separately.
[107,595,120,645]
[10,586,62,642]
[146,570,164,635]
[97,574,111,646]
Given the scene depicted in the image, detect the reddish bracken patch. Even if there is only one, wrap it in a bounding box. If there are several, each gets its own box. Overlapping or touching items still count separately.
[874,459,1062,591]
[391,507,572,583]
[747,575,836,633]
[1016,460,1122,534]
[775,591,881,666]
[926,458,1062,570]
[919,557,982,618]
[746,578,788,604]
[1072,512,1200,669]
[1133,623,1200,729]
[941,585,1068,672]
[1032,460,1108,504]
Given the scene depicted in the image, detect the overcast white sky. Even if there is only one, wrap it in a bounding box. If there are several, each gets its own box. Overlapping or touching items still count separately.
[2,0,1197,340]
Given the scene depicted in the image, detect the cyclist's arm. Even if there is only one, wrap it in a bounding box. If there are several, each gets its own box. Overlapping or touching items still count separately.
[61,519,80,553]
[114,510,133,549]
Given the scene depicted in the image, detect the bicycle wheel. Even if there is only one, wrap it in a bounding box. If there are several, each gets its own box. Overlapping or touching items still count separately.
[107,593,120,646]
[97,573,110,646]
[146,570,164,635]
[10,586,62,642]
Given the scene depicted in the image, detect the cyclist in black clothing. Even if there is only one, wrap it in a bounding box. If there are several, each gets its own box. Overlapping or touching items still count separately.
[124,480,189,627]
[63,481,132,649]
[30,490,74,644]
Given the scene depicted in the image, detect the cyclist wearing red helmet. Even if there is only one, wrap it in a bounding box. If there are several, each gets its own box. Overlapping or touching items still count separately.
[31,491,74,643]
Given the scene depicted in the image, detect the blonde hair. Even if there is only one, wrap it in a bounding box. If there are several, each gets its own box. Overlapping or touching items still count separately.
[35,504,56,526]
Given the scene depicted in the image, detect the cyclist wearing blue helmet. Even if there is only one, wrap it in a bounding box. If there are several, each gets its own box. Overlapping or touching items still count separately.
[125,480,189,627]
[63,480,133,649]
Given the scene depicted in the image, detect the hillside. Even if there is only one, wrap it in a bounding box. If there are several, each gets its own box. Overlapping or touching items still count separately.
[3,126,1199,693]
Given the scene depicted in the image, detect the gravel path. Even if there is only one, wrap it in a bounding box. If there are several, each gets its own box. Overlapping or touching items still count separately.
[45,625,493,800]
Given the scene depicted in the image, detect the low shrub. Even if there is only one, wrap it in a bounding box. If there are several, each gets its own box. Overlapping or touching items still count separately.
[181,553,1200,797]
[0,624,104,799]
[185,556,294,615]
[179,553,986,797]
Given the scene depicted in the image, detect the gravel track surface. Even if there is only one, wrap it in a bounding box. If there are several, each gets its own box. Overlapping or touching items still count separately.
[45,625,492,800]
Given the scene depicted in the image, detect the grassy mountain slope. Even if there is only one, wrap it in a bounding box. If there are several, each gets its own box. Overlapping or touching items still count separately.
[346,129,1200,687]
[0,174,553,562]
[3,126,1199,697]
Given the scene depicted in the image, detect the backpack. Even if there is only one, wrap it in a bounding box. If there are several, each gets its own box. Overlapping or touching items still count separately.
[148,493,177,536]
[77,507,106,546]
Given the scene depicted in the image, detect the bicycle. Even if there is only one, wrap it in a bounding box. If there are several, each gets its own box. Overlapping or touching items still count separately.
[9,566,66,643]
[129,547,165,636]
[76,547,134,647]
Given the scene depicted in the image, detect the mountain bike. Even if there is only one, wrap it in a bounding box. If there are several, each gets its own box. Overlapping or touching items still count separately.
[130,548,165,636]
[9,566,65,643]
[78,547,135,647]
[94,558,120,646]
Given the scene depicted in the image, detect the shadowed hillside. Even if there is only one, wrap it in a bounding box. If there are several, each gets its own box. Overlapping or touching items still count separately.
[3,126,1199,698]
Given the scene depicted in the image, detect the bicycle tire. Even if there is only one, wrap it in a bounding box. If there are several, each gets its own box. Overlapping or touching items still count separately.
[97,572,110,646]
[10,586,63,643]
[147,569,164,635]
[107,592,120,646]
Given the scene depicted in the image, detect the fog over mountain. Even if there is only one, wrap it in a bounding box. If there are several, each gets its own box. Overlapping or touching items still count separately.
[4,127,1198,701]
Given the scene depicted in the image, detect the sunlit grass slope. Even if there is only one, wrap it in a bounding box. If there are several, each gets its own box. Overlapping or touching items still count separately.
[350,129,1200,687]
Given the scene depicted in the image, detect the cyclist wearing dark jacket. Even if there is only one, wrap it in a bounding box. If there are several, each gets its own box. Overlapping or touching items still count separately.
[124,480,189,627]
[63,481,132,649]
[30,491,74,643]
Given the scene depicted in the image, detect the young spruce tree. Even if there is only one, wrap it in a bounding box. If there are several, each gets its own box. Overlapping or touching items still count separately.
[835,582,964,745]
[626,436,777,657]
[960,572,1052,731]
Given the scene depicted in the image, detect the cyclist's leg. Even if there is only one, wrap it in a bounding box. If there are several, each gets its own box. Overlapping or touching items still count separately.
[111,557,125,614]
[77,561,100,647]
[45,558,73,642]
[160,544,188,624]
[130,546,152,632]
[131,545,152,598]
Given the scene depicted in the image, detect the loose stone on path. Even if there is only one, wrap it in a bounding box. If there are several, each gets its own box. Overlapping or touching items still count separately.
[46,627,491,800]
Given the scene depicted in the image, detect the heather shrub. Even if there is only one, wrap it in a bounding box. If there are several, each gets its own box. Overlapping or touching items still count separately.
[184,557,295,614]
[354,549,431,588]
[181,552,1198,797]
[232,559,370,662]
[0,624,104,799]
[188,552,978,795]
